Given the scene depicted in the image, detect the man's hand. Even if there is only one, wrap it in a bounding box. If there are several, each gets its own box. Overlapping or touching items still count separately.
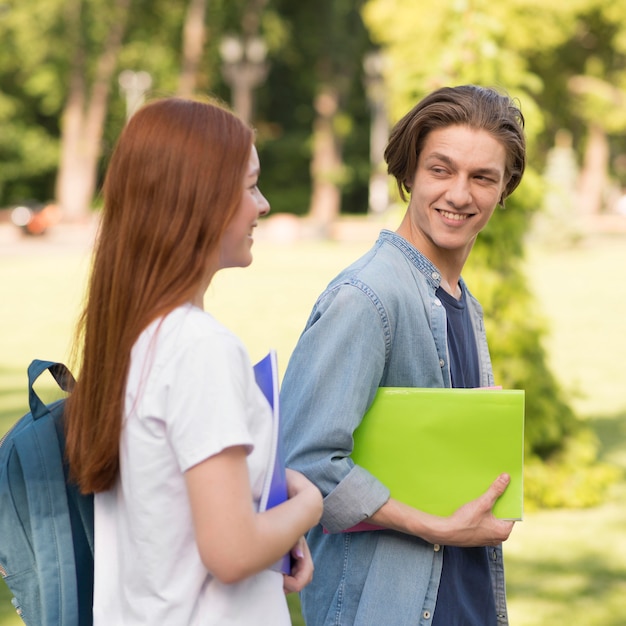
[440,473,515,547]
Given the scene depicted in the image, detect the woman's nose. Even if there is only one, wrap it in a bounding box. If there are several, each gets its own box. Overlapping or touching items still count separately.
[258,192,270,217]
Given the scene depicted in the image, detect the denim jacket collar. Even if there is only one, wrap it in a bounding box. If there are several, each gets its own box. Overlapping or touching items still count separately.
[379,230,444,291]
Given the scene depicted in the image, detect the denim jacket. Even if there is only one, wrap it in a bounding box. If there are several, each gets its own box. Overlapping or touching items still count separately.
[281,230,509,626]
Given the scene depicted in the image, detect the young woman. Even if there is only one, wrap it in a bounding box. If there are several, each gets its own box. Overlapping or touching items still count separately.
[64,97,323,625]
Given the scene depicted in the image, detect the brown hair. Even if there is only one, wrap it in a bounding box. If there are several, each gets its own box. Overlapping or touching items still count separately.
[65,97,254,493]
[384,85,526,205]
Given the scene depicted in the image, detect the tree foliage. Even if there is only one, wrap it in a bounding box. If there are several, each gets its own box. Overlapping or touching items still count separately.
[0,0,63,204]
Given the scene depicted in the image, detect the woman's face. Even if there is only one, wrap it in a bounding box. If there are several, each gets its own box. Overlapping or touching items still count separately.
[218,145,270,270]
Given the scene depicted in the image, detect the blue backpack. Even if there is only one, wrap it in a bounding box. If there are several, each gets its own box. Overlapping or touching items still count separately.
[0,360,94,626]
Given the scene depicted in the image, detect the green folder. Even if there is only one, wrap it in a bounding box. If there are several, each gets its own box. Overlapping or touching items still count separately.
[352,387,525,520]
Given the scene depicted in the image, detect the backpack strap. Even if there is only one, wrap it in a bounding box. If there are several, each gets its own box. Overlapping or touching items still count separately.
[15,361,80,626]
[28,360,75,421]
[31,360,92,553]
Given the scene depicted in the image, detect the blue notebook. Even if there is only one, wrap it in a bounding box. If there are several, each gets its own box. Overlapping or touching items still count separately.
[253,350,290,574]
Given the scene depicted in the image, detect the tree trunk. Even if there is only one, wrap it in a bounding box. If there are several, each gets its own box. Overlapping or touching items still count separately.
[308,86,343,231]
[577,122,609,215]
[177,0,208,97]
[56,0,131,222]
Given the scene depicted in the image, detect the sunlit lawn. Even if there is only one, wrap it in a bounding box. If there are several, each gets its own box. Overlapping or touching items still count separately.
[1,221,625,625]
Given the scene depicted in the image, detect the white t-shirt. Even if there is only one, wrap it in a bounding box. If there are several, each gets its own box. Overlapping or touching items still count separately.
[93,304,290,625]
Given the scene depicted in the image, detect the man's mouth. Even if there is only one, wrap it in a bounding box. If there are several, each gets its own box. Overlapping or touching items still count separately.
[438,209,470,222]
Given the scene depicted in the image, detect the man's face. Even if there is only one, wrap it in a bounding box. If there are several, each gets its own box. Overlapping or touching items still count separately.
[405,124,508,269]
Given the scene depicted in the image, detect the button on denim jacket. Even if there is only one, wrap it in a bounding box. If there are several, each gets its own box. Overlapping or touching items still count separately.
[281,230,509,626]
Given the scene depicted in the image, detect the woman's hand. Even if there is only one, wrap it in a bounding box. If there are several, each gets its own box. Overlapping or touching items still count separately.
[280,470,321,593]
[285,468,322,501]
[282,536,314,593]
[285,467,323,524]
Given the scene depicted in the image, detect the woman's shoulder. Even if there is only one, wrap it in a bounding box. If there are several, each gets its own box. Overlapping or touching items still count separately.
[143,304,246,364]
[165,303,235,337]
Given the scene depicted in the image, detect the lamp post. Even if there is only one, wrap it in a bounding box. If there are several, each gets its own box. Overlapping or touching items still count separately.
[118,70,153,121]
[219,35,268,124]
[363,51,389,214]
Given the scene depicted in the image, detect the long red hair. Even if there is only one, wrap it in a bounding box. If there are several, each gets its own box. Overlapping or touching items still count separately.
[65,97,254,494]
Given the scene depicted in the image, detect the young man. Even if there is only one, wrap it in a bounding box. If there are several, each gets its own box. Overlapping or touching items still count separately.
[280,85,526,625]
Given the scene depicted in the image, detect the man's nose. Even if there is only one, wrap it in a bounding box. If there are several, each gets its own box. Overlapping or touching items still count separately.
[445,177,472,208]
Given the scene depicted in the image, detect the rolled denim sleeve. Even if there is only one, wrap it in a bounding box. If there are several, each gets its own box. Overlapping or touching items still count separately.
[280,281,392,532]
[320,465,390,532]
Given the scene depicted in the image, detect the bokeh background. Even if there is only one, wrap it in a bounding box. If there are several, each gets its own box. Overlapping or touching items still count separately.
[2,1,626,623]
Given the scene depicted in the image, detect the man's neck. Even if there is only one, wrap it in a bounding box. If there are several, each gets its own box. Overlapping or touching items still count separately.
[395,221,467,300]
[439,277,462,300]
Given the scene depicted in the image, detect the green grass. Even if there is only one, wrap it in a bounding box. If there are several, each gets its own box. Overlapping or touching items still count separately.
[524,235,626,419]
[2,226,626,625]
[506,233,626,625]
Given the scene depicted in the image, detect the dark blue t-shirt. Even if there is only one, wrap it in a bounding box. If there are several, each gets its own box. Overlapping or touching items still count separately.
[431,285,497,626]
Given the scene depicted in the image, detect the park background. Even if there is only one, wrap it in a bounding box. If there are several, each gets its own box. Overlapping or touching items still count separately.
[1,0,626,624]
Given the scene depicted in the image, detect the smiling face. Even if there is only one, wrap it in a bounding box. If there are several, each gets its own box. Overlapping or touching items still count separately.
[218,145,270,270]
[399,124,507,274]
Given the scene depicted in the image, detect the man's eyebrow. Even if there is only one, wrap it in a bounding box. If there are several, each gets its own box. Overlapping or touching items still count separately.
[426,152,453,165]
[426,152,502,178]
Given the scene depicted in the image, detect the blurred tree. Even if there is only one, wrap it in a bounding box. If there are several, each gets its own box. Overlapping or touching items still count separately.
[306,1,373,228]
[56,0,131,221]
[177,0,208,98]
[0,0,226,215]
[536,4,626,215]
[258,0,372,217]
[0,0,65,206]
[0,0,176,215]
